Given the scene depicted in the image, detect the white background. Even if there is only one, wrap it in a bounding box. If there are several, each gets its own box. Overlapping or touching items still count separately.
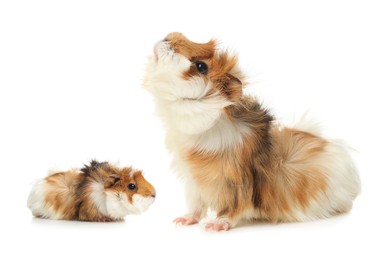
[1,0,389,259]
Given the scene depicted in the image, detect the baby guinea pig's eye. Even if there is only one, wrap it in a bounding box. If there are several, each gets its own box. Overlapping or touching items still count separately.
[127,183,137,191]
[194,61,208,75]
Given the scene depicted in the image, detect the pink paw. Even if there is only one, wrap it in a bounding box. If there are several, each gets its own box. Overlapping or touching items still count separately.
[204,221,231,232]
[173,216,199,226]
[97,217,112,222]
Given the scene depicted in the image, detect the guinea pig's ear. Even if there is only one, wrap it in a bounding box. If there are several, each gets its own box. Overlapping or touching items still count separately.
[104,175,121,188]
[217,73,242,103]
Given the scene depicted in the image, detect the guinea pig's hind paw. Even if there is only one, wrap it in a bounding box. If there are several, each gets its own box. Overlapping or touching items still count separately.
[173,216,199,226]
[204,220,231,232]
[97,217,113,222]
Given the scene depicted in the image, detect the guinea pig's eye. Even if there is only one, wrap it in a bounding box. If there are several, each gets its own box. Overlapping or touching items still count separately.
[194,61,208,75]
[127,183,137,191]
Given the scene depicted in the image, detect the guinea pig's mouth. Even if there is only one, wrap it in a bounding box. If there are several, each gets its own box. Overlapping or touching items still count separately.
[153,45,159,61]
[182,97,199,101]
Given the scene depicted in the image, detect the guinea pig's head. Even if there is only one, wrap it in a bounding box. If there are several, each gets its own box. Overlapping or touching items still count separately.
[103,165,156,217]
[144,32,244,106]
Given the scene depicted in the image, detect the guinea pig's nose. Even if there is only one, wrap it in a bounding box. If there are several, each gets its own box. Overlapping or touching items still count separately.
[151,193,156,198]
[163,34,171,42]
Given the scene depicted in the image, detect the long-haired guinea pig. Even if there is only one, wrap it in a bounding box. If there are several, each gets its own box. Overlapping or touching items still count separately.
[27,160,156,222]
[143,32,361,231]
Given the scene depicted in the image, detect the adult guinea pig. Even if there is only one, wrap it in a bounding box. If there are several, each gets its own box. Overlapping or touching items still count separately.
[27,160,156,222]
[143,32,360,231]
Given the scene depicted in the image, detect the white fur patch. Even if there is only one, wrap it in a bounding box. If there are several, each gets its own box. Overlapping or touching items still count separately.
[189,113,250,152]
[289,125,361,221]
[105,193,154,219]
[144,41,193,102]
[130,194,156,214]
[290,112,323,136]
[321,140,361,211]
[145,60,231,135]
[27,180,63,219]
[90,181,109,216]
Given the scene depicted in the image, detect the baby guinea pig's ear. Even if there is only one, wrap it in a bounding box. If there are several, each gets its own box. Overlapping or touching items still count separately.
[104,175,121,189]
[217,73,242,103]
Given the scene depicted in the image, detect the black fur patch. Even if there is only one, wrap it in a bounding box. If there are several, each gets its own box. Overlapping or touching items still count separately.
[81,160,109,175]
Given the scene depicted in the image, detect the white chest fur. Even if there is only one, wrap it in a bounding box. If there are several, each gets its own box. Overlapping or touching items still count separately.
[165,112,249,154]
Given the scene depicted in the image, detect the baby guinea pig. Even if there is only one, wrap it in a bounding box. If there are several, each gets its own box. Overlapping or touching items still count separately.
[27,160,156,222]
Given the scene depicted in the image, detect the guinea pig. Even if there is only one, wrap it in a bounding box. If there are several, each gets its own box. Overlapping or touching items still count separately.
[27,160,156,222]
[143,32,361,231]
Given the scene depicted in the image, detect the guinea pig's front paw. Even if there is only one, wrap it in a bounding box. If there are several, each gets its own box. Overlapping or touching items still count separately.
[204,219,231,232]
[173,214,200,226]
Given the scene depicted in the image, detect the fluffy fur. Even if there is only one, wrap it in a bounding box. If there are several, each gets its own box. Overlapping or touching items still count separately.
[27,160,156,222]
[144,32,361,231]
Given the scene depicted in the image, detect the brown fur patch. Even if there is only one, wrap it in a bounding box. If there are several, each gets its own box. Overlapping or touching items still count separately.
[260,127,329,222]
[165,32,216,60]
[44,169,84,220]
[209,53,242,102]
[186,148,253,219]
[185,96,274,219]
[128,171,156,198]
